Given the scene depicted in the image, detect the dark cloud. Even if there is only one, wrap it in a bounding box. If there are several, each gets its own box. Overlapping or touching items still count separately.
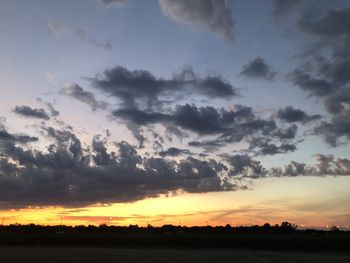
[172,104,238,135]
[0,121,38,146]
[248,137,297,156]
[223,154,266,178]
[270,161,308,177]
[188,119,279,152]
[289,69,350,146]
[314,116,350,147]
[159,147,191,157]
[298,7,350,39]
[296,7,350,89]
[259,143,296,156]
[92,135,112,166]
[323,88,350,115]
[289,7,350,146]
[0,128,237,208]
[270,154,350,177]
[128,124,147,149]
[14,106,50,120]
[113,108,169,126]
[41,126,83,159]
[91,66,237,108]
[240,57,276,81]
[100,0,128,7]
[224,153,350,178]
[277,106,321,123]
[271,0,303,16]
[91,65,299,153]
[61,83,107,111]
[113,104,277,142]
[288,70,333,97]
[159,0,235,41]
[314,154,350,176]
[0,118,349,208]
[274,124,298,140]
[188,140,223,152]
[113,102,291,153]
[165,125,189,142]
[0,130,38,144]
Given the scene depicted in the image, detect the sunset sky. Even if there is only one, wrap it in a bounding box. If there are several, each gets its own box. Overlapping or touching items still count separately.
[0,0,349,228]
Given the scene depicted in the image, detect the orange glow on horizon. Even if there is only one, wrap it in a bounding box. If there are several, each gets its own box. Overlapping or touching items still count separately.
[1,176,349,228]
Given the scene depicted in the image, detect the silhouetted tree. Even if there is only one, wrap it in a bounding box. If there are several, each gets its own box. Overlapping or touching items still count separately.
[330,225,340,232]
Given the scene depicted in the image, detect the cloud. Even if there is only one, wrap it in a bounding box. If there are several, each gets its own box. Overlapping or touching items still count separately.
[159,147,191,157]
[46,103,60,117]
[274,124,298,140]
[188,140,223,152]
[224,153,350,179]
[100,0,128,7]
[270,0,303,17]
[113,108,168,126]
[112,102,298,154]
[48,22,112,50]
[288,71,349,146]
[165,125,189,142]
[14,106,50,120]
[288,7,350,146]
[248,137,297,156]
[0,126,237,208]
[288,70,333,97]
[223,154,266,178]
[0,117,349,208]
[91,64,302,154]
[172,104,239,135]
[0,121,38,145]
[41,126,83,159]
[314,154,350,176]
[61,83,108,111]
[113,104,276,139]
[0,131,38,145]
[298,7,350,39]
[270,154,350,177]
[314,116,350,147]
[277,106,321,123]
[36,98,60,117]
[159,0,235,41]
[240,58,276,80]
[91,65,237,108]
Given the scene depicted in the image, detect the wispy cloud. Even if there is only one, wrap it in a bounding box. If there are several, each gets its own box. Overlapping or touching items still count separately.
[48,22,113,50]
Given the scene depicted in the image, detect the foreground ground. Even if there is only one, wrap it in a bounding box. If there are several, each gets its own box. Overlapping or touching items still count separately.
[0,247,349,263]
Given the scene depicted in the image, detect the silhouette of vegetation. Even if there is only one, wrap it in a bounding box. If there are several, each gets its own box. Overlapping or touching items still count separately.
[330,226,341,232]
[0,222,348,252]
[0,221,298,234]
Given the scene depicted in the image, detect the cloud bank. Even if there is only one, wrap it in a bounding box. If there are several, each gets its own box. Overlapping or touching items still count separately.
[159,0,235,41]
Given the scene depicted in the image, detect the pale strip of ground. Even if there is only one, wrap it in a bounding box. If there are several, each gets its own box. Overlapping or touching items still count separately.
[0,247,349,263]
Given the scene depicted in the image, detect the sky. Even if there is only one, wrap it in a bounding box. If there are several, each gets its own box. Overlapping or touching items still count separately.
[0,0,350,228]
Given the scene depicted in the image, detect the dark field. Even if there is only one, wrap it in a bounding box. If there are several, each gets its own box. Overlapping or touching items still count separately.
[1,232,350,252]
[0,247,350,263]
[0,225,350,254]
[1,225,349,262]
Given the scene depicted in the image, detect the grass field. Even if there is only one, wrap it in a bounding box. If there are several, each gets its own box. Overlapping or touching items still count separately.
[0,247,349,263]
